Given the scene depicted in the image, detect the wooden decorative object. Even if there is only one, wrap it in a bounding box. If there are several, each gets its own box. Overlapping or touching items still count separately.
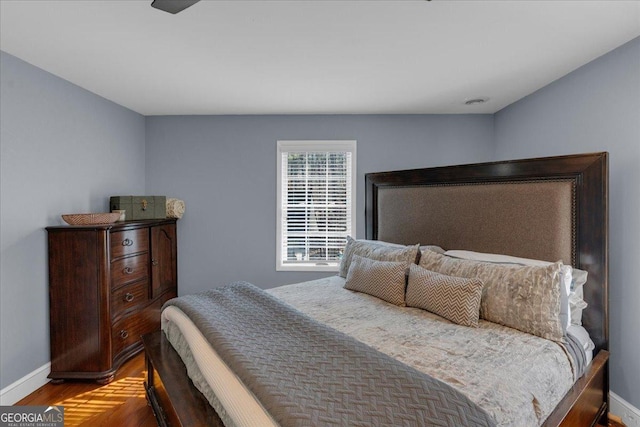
[61,212,121,225]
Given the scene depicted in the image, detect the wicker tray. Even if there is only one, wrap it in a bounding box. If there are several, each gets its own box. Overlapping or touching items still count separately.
[62,213,121,225]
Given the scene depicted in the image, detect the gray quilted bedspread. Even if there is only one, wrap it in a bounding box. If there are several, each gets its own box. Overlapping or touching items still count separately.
[164,282,497,427]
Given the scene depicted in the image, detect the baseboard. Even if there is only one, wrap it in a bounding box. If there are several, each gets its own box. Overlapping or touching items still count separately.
[0,362,51,405]
[611,392,640,427]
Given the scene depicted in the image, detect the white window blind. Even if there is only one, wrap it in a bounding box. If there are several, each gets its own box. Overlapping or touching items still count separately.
[277,141,356,271]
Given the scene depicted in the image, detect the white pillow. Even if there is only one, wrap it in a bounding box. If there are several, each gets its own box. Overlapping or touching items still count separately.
[444,250,550,266]
[444,250,578,331]
[569,283,588,326]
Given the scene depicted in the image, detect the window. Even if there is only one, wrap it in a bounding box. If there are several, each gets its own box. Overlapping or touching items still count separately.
[277,140,356,271]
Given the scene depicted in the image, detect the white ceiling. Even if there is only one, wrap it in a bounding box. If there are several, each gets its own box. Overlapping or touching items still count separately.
[1,1,639,115]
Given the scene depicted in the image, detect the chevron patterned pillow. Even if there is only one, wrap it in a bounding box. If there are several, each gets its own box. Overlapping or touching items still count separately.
[344,255,408,306]
[407,264,484,327]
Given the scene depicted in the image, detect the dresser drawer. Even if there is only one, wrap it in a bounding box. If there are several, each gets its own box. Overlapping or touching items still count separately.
[111,254,148,288]
[112,304,161,357]
[111,280,149,319]
[111,229,149,259]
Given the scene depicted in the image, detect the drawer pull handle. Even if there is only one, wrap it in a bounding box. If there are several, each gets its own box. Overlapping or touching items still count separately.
[122,238,134,247]
[151,259,158,266]
[123,266,133,274]
[119,330,129,340]
[124,293,135,302]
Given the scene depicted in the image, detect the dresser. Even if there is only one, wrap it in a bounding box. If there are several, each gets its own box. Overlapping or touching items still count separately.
[46,219,177,384]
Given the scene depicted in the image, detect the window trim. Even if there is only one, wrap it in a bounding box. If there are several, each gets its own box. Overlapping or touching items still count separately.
[276,140,357,272]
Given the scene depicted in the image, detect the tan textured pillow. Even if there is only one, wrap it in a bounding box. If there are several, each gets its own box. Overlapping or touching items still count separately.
[339,237,420,278]
[419,250,565,342]
[407,264,483,327]
[344,255,408,306]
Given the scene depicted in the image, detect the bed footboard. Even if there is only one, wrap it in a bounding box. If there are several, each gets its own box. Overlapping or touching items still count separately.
[142,331,609,427]
[143,331,224,427]
[543,350,609,427]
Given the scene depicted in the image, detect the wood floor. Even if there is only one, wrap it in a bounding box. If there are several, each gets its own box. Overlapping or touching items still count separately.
[15,351,626,427]
[15,352,157,427]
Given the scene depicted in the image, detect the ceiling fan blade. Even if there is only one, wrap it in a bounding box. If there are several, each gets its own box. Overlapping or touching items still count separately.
[151,0,201,14]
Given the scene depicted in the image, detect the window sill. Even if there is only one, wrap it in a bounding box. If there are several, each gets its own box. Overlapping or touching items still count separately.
[276,263,340,272]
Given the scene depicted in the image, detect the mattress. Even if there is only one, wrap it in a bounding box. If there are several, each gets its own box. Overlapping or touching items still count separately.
[161,275,592,427]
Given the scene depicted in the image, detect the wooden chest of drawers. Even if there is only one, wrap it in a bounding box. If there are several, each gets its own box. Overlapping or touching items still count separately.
[47,219,177,384]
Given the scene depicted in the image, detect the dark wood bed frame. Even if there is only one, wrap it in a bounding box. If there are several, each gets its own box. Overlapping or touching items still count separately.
[144,152,609,427]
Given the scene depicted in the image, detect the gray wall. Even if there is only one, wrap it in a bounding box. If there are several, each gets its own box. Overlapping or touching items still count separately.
[0,52,146,389]
[2,36,638,409]
[494,37,640,408]
[145,115,494,294]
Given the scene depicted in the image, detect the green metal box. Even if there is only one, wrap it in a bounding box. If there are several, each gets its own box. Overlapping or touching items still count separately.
[110,196,166,220]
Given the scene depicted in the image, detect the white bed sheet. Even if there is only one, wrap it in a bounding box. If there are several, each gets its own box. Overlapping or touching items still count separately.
[162,306,279,427]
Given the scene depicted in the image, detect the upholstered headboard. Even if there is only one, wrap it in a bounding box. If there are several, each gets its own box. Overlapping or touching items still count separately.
[365,152,608,353]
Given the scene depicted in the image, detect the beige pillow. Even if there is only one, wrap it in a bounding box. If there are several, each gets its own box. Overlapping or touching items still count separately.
[407,264,483,327]
[339,236,420,278]
[443,249,574,332]
[419,250,565,342]
[344,255,408,306]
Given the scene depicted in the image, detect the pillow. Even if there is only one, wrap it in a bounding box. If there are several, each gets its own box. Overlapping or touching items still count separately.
[344,255,408,306]
[421,245,445,254]
[416,245,445,264]
[444,250,574,331]
[444,249,590,328]
[445,250,551,266]
[569,268,588,326]
[406,264,483,327]
[420,250,565,342]
[571,267,588,292]
[339,236,420,278]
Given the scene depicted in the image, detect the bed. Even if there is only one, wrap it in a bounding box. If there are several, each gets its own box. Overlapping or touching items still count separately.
[143,152,609,427]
